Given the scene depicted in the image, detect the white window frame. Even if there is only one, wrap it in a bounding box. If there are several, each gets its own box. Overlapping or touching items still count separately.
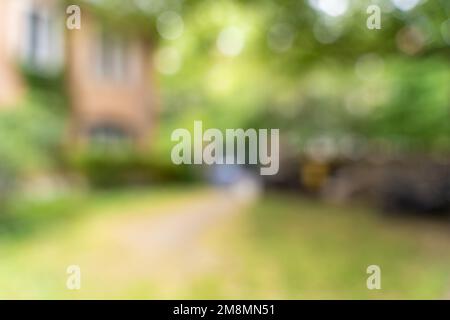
[22,3,64,73]
[94,28,130,83]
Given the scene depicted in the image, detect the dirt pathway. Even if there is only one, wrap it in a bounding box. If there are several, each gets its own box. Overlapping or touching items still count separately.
[114,187,252,259]
[63,185,260,295]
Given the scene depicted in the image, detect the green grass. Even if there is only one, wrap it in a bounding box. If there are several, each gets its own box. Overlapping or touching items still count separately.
[0,185,205,299]
[0,189,449,299]
[188,194,450,299]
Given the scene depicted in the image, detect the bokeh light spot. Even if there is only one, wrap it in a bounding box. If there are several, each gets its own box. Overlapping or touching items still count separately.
[216,26,246,57]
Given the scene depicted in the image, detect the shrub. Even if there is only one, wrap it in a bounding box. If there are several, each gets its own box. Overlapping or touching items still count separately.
[0,92,65,210]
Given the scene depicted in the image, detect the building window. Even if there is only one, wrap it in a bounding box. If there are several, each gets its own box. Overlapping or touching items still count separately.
[24,7,62,71]
[24,6,62,72]
[94,29,130,82]
[25,8,47,67]
[88,123,133,152]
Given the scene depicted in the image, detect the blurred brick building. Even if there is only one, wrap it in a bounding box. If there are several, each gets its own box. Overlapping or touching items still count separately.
[0,0,157,148]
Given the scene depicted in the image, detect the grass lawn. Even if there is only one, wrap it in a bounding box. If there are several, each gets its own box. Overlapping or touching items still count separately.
[0,188,449,299]
[185,195,450,299]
